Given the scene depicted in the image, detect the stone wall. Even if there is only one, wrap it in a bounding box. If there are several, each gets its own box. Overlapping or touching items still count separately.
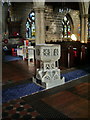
[45,5,61,42]
[45,4,80,42]
[9,2,33,38]
[8,3,80,43]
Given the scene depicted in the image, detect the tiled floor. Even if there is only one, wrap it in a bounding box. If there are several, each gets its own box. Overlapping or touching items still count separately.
[2,99,46,120]
[2,60,90,119]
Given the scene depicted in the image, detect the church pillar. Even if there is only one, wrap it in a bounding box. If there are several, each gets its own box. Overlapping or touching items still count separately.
[40,8,45,44]
[80,14,88,43]
[34,8,41,44]
[2,3,9,39]
[34,6,45,44]
[80,15,84,43]
[84,14,88,43]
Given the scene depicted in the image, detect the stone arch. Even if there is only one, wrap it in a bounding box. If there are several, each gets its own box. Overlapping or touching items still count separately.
[20,2,34,38]
[66,13,74,33]
[61,13,74,40]
[79,2,89,15]
[79,1,89,43]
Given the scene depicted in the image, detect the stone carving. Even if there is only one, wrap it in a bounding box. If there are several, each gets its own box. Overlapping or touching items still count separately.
[45,64,50,69]
[36,49,40,56]
[53,48,58,56]
[34,44,65,89]
[51,63,55,69]
[43,49,50,56]
[50,22,57,34]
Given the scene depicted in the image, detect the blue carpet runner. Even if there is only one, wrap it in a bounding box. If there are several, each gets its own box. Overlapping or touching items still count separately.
[3,55,22,62]
[2,83,44,103]
[2,67,90,103]
[62,67,90,82]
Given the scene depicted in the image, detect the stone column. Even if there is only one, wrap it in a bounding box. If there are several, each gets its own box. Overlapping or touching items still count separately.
[80,15,84,43]
[84,15,88,43]
[2,3,8,38]
[34,7,45,44]
[40,8,45,44]
[34,8,41,44]
[80,14,88,43]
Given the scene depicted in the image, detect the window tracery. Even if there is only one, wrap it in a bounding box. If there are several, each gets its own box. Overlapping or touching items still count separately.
[62,16,71,39]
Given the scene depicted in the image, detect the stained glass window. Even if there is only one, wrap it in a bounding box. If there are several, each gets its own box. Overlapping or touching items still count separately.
[62,16,71,38]
[26,11,35,39]
[78,24,80,37]
[88,22,90,38]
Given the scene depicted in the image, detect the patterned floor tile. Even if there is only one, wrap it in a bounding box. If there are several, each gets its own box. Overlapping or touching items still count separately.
[2,98,45,120]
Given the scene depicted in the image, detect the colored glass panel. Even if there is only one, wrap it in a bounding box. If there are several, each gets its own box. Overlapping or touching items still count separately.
[64,16,67,21]
[78,24,80,36]
[26,11,35,39]
[88,23,90,38]
[62,16,71,39]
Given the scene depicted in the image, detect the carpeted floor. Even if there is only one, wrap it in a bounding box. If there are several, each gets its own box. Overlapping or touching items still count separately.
[2,71,89,120]
[3,55,22,62]
[62,68,89,82]
[2,56,90,106]
[2,66,90,103]
[2,83,44,103]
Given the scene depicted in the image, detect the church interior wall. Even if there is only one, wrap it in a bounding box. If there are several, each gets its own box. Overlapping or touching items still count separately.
[3,2,81,44]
